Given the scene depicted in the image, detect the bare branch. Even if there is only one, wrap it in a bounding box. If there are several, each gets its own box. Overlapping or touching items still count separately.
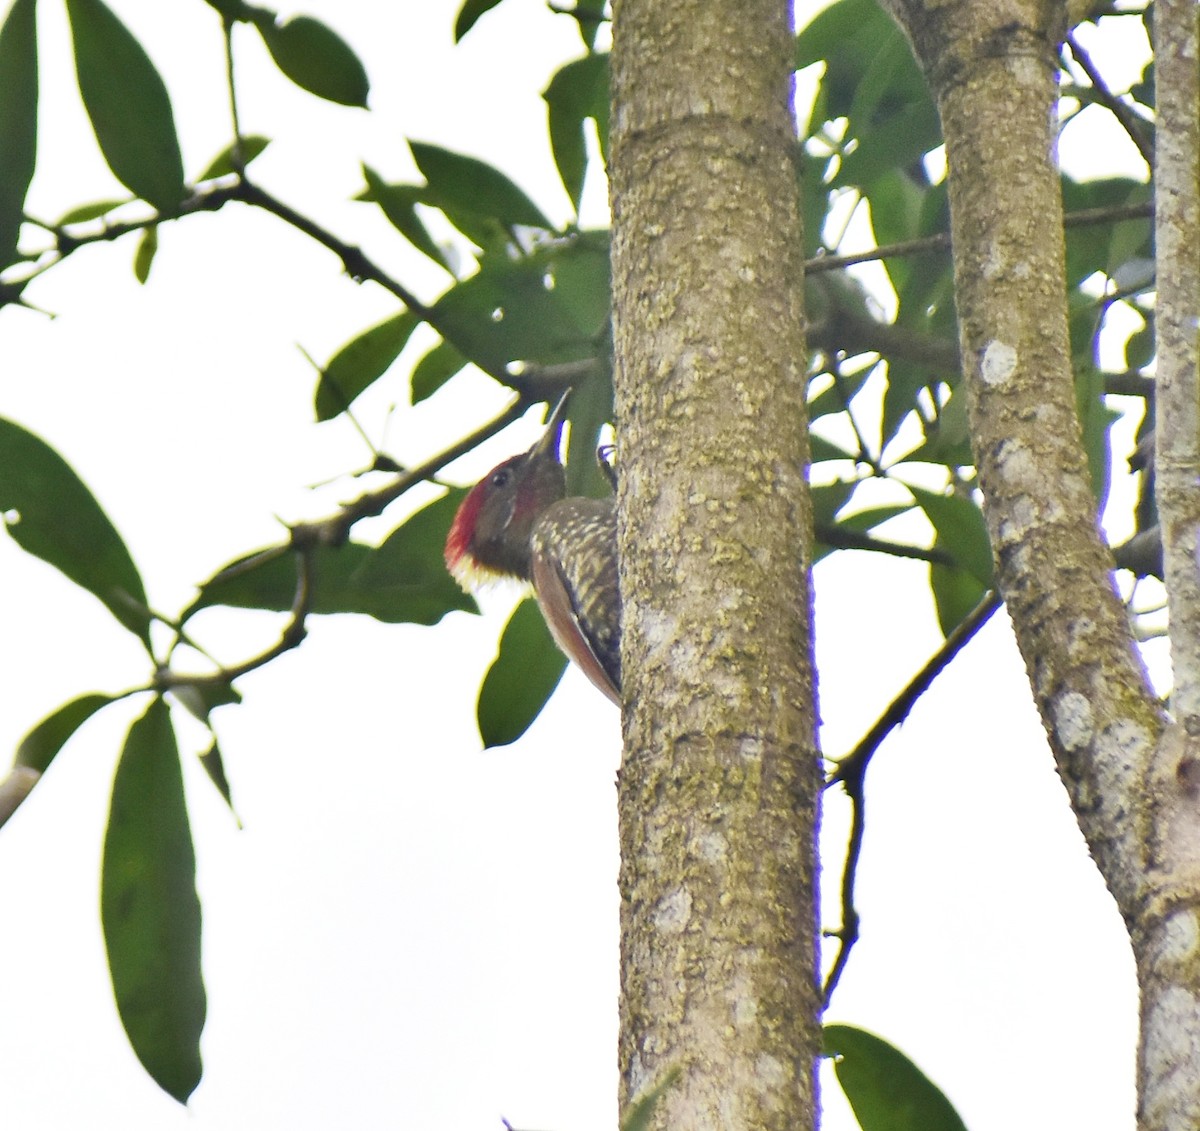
[802,200,1152,275]
[1065,33,1154,170]
[823,589,1001,1005]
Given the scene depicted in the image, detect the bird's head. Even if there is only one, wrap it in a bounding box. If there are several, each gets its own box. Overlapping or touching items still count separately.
[444,395,569,590]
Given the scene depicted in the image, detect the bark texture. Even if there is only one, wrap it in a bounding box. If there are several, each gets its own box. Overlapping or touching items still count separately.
[608,0,819,1127]
[877,0,1200,1126]
[1142,3,1200,1127]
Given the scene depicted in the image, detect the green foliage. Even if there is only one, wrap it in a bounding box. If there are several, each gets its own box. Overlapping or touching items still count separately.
[0,0,36,270]
[359,164,453,270]
[411,140,553,231]
[15,693,116,774]
[314,310,420,420]
[355,489,474,599]
[65,0,186,212]
[477,598,567,748]
[544,53,610,211]
[101,698,205,1103]
[825,1024,968,1131]
[189,535,474,628]
[132,224,157,282]
[411,339,467,404]
[195,134,272,180]
[0,417,151,646]
[250,12,369,107]
[453,0,506,42]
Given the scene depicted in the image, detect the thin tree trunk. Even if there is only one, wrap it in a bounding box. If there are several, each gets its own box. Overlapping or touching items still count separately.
[877,0,1200,1125]
[1140,2,1200,1126]
[608,0,820,1127]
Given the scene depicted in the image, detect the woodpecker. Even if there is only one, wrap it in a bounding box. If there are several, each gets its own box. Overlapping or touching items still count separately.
[444,396,621,705]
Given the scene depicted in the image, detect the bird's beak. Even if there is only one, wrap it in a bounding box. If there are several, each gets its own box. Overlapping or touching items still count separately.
[530,390,571,464]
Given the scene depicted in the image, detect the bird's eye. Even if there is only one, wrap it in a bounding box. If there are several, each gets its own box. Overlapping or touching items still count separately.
[490,468,511,488]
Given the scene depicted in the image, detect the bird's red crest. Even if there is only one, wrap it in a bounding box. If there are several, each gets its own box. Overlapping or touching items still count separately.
[444,479,487,574]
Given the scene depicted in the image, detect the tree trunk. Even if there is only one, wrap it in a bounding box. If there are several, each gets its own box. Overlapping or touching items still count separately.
[608,0,820,1127]
[877,0,1200,1126]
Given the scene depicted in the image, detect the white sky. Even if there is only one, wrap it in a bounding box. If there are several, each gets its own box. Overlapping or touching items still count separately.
[0,1,1151,1128]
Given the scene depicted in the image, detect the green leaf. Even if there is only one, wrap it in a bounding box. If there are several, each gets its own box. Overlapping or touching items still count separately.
[621,1066,683,1131]
[1076,367,1119,509]
[1062,176,1151,286]
[454,0,505,41]
[253,14,369,107]
[188,539,475,626]
[1124,319,1155,372]
[16,692,115,773]
[908,484,993,585]
[353,490,469,591]
[930,555,987,636]
[807,360,875,421]
[432,251,594,373]
[568,0,608,50]
[548,230,611,339]
[544,53,609,211]
[201,0,249,18]
[358,165,452,270]
[198,739,238,818]
[102,698,205,1103]
[902,389,973,469]
[411,140,553,231]
[796,0,940,190]
[133,224,157,283]
[824,1024,968,1131]
[811,480,857,528]
[314,310,418,421]
[195,134,271,180]
[54,197,133,224]
[477,599,566,748]
[411,339,466,404]
[809,432,858,463]
[169,680,242,725]
[0,0,37,270]
[66,0,186,212]
[0,417,151,646]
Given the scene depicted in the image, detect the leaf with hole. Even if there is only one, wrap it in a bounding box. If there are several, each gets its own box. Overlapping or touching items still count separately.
[824,1024,968,1131]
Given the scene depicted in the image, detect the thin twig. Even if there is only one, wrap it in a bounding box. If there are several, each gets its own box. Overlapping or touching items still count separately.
[154,400,529,694]
[1065,33,1155,169]
[822,588,1002,1006]
[222,18,245,173]
[814,524,955,566]
[155,532,316,693]
[803,201,1152,275]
